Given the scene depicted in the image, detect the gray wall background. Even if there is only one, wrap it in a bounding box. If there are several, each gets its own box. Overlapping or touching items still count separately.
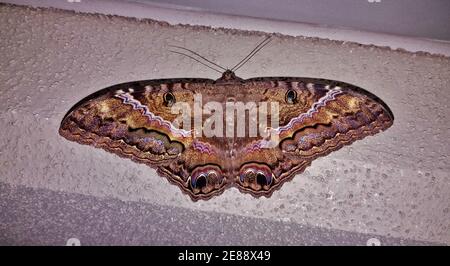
[3,0,450,56]
[140,0,450,41]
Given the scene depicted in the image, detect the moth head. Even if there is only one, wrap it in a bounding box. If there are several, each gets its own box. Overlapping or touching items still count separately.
[215,70,244,84]
[189,165,226,196]
[236,163,275,195]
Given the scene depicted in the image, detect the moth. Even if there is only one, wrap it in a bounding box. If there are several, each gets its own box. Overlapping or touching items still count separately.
[59,37,394,201]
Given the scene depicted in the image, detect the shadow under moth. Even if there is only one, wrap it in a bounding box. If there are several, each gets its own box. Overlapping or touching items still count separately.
[59,37,394,201]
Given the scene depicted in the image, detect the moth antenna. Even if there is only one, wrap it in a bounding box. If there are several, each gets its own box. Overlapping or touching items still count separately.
[232,39,271,72]
[169,45,227,71]
[231,36,272,72]
[169,50,223,74]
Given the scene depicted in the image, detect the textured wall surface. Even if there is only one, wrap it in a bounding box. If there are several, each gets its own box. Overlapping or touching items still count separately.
[0,4,449,245]
[143,0,450,40]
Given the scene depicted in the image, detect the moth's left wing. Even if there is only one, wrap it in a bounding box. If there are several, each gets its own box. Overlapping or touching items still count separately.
[59,78,232,200]
[60,79,205,164]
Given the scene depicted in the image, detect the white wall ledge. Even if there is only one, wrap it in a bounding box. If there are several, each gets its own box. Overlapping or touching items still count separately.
[2,0,450,57]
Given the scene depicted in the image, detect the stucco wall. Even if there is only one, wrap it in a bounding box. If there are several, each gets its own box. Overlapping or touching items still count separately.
[0,4,449,245]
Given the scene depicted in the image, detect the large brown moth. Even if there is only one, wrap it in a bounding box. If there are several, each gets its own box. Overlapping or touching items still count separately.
[59,37,394,201]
